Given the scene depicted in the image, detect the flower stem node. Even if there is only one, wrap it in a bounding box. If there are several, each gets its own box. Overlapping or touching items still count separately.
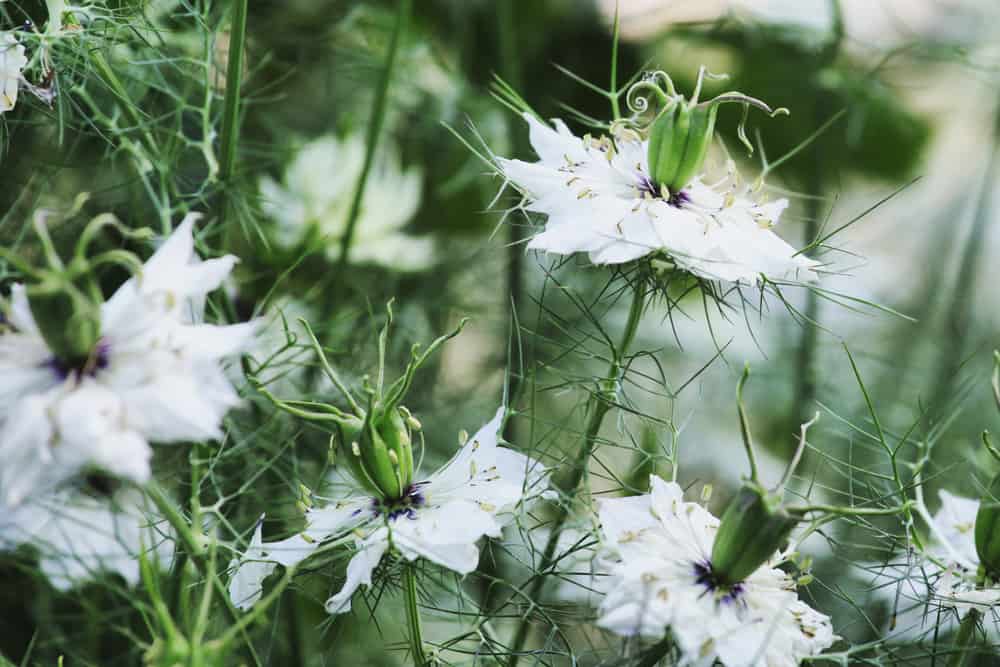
[710,483,798,586]
[975,471,1000,577]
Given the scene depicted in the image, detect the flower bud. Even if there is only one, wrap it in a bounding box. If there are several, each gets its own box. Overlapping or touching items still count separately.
[26,281,102,373]
[975,472,1000,577]
[710,484,798,586]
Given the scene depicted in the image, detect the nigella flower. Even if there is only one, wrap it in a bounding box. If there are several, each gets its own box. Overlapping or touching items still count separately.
[912,490,1000,610]
[0,215,256,505]
[1,31,27,113]
[259,134,434,272]
[0,484,172,590]
[228,408,548,614]
[595,475,836,666]
[497,112,818,284]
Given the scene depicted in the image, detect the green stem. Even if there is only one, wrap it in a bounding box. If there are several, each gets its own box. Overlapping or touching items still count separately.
[404,566,427,667]
[634,634,673,667]
[947,609,981,667]
[218,0,249,230]
[508,279,646,666]
[335,0,410,270]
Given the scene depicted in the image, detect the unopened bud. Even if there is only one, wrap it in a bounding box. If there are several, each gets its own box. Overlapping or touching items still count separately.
[458,429,469,446]
[388,450,399,466]
[351,441,361,457]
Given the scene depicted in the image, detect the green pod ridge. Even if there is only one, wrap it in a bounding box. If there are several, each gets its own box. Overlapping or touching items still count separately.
[646,104,677,182]
[377,408,414,491]
[652,104,691,190]
[710,484,798,586]
[337,417,382,497]
[975,472,1000,577]
[669,104,718,193]
[27,284,101,371]
[362,422,404,500]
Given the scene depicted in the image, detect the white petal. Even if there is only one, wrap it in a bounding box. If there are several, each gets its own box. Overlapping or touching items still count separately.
[324,529,389,615]
[228,518,275,611]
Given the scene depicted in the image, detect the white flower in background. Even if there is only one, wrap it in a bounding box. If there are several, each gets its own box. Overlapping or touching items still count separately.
[596,475,835,666]
[498,113,818,283]
[0,215,256,506]
[259,134,434,272]
[911,491,1000,610]
[0,486,172,590]
[228,408,548,614]
[857,490,1000,640]
[1,32,27,114]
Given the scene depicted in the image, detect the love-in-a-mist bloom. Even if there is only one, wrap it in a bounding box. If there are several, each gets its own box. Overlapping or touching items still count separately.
[259,134,434,271]
[596,476,835,666]
[228,408,547,614]
[919,490,1000,609]
[497,70,819,284]
[0,215,255,505]
[0,484,172,590]
[1,31,27,113]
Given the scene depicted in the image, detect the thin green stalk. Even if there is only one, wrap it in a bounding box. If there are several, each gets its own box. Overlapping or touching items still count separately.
[790,0,842,438]
[508,279,646,666]
[218,0,249,229]
[335,0,411,270]
[947,609,981,667]
[634,635,673,667]
[498,0,525,445]
[404,566,427,667]
[144,484,261,664]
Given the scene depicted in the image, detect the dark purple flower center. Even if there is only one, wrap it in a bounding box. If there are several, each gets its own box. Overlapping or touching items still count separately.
[693,560,745,605]
[371,482,428,521]
[46,339,110,380]
[637,175,691,208]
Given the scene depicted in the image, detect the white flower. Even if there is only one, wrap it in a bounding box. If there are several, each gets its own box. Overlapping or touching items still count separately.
[855,490,1000,640]
[260,134,434,272]
[595,475,835,666]
[919,491,1000,611]
[0,215,256,505]
[1,32,27,114]
[228,408,547,614]
[498,113,818,284]
[0,486,172,590]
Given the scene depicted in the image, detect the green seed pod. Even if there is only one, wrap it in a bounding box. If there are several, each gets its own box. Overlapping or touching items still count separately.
[358,420,403,500]
[646,104,678,184]
[711,484,798,586]
[337,416,383,497]
[376,408,415,491]
[975,472,1000,577]
[670,104,718,193]
[649,104,690,190]
[26,283,101,372]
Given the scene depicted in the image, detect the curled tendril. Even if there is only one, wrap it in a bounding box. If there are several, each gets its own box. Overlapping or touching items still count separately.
[625,70,679,120]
